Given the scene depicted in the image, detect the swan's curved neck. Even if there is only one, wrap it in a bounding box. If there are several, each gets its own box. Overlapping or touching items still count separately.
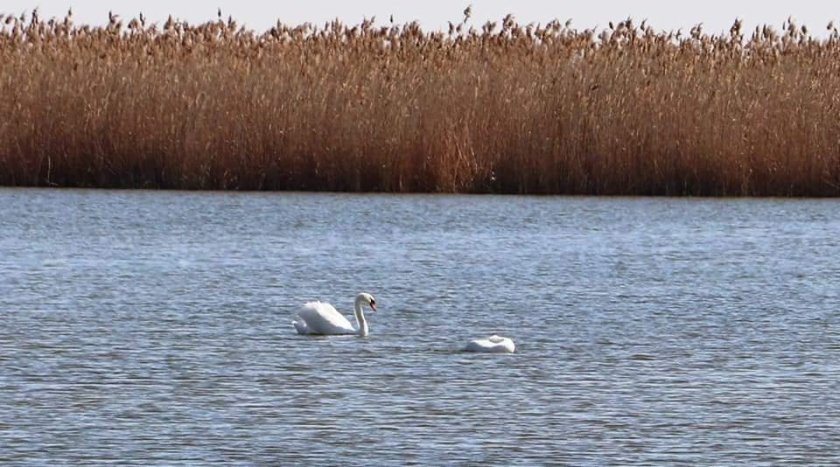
[354,299,369,337]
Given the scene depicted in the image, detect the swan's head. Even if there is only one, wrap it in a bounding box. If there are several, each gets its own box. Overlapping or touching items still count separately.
[356,292,377,312]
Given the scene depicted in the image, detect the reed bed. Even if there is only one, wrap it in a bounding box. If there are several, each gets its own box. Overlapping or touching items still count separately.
[2,10,840,195]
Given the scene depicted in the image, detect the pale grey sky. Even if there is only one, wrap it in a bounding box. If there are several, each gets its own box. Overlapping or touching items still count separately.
[2,0,836,36]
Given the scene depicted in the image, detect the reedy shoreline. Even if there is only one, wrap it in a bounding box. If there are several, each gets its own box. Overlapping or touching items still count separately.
[2,11,840,195]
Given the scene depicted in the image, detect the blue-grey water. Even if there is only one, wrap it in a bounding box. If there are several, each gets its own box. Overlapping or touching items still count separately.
[0,188,838,465]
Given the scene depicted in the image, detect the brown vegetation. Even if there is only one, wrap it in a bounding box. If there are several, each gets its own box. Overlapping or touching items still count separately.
[2,10,840,195]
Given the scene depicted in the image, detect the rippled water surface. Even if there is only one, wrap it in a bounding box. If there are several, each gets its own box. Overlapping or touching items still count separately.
[1,189,838,465]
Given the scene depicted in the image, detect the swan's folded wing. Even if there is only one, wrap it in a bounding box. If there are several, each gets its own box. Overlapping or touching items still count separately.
[297,301,356,334]
[300,301,340,318]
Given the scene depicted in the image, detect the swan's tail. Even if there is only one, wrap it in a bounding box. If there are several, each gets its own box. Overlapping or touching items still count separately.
[293,319,308,335]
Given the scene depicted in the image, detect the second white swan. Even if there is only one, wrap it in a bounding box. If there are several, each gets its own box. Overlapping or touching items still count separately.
[293,292,377,336]
[465,335,516,353]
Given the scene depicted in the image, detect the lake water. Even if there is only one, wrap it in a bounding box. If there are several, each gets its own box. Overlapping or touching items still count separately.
[0,189,838,465]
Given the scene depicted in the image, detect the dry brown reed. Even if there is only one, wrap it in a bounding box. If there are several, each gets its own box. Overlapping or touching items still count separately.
[2,10,840,195]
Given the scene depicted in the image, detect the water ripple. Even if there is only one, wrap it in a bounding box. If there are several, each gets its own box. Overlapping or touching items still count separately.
[0,190,838,464]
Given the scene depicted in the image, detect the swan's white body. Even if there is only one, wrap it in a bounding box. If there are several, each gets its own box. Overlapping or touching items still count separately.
[465,335,516,353]
[293,293,376,336]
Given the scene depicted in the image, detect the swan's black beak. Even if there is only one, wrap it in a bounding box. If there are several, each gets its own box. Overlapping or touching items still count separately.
[369,302,377,312]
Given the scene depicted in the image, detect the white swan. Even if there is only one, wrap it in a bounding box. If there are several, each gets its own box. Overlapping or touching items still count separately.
[465,335,516,353]
[293,292,377,336]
